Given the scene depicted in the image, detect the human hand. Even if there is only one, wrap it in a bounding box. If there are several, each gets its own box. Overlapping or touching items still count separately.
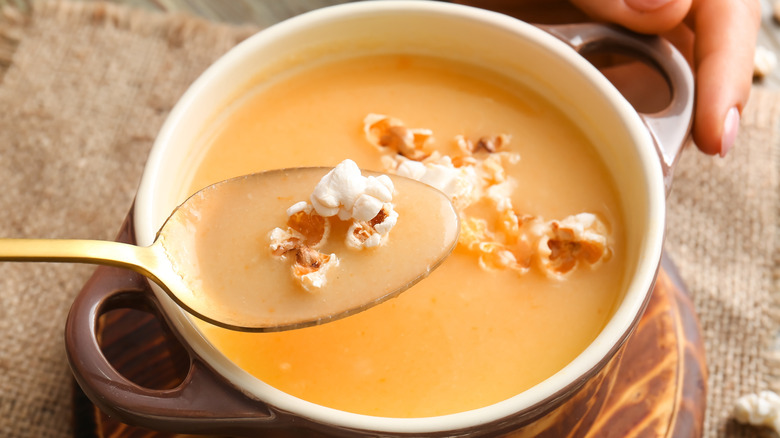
[453,0,762,157]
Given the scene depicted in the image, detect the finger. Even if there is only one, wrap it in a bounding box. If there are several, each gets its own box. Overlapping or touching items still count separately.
[689,0,761,156]
[569,0,692,34]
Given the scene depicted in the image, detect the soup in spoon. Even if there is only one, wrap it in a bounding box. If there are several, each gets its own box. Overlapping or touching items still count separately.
[160,161,459,330]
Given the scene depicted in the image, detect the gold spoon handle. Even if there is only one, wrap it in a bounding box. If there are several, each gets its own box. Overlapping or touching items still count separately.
[0,238,163,280]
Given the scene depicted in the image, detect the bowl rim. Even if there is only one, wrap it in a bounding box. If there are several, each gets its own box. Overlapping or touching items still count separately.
[134,1,666,434]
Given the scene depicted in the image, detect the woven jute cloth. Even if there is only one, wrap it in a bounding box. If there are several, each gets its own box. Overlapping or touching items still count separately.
[0,2,777,437]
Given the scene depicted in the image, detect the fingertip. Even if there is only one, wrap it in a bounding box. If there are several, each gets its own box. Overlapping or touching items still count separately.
[689,0,758,157]
[692,104,742,157]
[718,107,740,157]
[571,0,691,34]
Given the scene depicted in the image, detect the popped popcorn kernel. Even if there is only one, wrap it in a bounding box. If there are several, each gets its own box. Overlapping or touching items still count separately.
[382,132,520,212]
[496,208,521,242]
[733,390,780,433]
[286,202,329,248]
[311,159,395,222]
[365,113,613,280]
[459,213,533,274]
[476,242,516,271]
[479,154,510,184]
[456,134,511,154]
[476,241,531,275]
[754,45,778,79]
[392,155,481,211]
[293,247,340,291]
[450,155,479,168]
[270,159,401,291]
[269,227,302,257]
[364,113,433,161]
[459,217,492,251]
[535,213,610,279]
[347,204,399,249]
[268,227,340,292]
[773,0,780,24]
[268,207,338,292]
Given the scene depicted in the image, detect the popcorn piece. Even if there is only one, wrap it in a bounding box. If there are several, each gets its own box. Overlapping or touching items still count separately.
[459,215,533,274]
[286,201,310,216]
[269,227,302,256]
[496,207,521,241]
[364,113,433,161]
[496,209,538,247]
[270,159,402,290]
[455,135,519,190]
[311,159,396,223]
[733,390,780,433]
[476,135,510,153]
[478,153,511,184]
[774,0,780,23]
[346,204,399,249]
[394,155,481,211]
[269,228,339,292]
[754,45,778,79]
[459,210,609,278]
[477,242,517,271]
[390,153,519,213]
[293,246,340,291]
[365,113,614,280]
[476,242,531,275]
[269,203,337,291]
[456,134,511,154]
[269,202,330,255]
[286,202,329,248]
[534,213,610,279]
[459,217,492,251]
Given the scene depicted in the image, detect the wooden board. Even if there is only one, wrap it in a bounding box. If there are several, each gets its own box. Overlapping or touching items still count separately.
[71,253,706,438]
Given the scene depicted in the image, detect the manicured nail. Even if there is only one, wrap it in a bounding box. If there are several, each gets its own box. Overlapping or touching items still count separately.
[720,107,740,158]
[625,0,674,12]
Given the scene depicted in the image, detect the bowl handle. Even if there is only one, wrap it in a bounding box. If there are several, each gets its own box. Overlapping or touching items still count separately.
[64,213,284,435]
[539,23,694,194]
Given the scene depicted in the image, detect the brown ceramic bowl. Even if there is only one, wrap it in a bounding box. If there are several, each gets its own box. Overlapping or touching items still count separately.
[66,2,693,436]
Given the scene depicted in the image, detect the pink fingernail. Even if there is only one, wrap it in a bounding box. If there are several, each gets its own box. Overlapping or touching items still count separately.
[624,0,674,12]
[720,107,740,157]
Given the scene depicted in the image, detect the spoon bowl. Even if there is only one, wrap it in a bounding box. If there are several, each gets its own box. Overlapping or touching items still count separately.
[0,166,459,331]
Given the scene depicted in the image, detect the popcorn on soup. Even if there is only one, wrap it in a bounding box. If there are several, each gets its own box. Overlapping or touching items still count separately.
[184,54,626,418]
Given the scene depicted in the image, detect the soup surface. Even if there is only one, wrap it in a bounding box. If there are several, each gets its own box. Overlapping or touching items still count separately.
[185,54,626,418]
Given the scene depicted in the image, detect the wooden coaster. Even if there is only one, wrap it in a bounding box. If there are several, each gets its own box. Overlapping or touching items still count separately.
[71,255,706,438]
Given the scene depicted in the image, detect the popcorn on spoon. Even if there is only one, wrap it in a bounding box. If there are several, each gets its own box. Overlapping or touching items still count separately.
[0,161,459,332]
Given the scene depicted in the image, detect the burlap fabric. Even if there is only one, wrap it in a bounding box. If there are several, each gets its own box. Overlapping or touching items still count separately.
[0,2,776,437]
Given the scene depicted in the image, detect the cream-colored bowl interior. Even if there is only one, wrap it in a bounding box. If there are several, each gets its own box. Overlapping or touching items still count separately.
[134,1,665,434]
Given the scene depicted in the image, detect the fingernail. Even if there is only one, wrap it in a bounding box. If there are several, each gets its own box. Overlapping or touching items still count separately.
[624,0,674,12]
[720,107,740,157]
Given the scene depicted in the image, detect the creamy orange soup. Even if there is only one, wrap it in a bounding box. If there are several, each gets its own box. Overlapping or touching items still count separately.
[185,54,625,418]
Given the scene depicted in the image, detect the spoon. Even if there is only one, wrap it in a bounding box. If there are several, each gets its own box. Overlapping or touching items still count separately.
[0,167,459,332]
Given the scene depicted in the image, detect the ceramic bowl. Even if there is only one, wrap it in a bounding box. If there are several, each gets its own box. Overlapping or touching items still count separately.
[66,2,692,436]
